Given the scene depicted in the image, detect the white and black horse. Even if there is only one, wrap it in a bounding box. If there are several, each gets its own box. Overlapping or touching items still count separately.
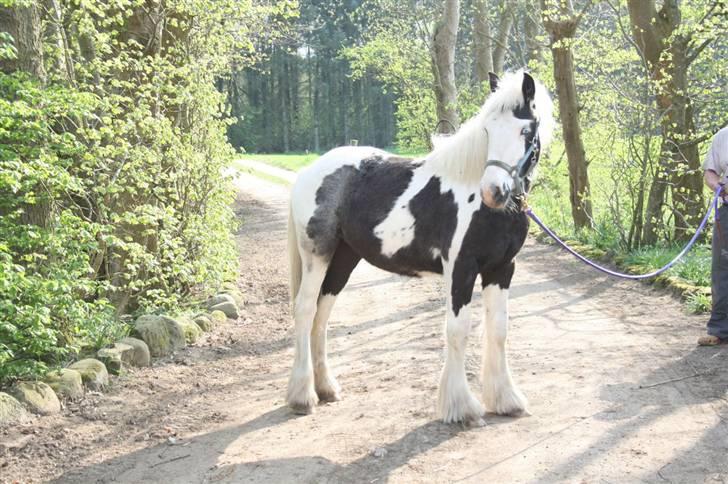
[286,71,554,424]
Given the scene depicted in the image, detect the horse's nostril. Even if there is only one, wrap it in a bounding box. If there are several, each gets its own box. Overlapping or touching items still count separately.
[493,185,510,205]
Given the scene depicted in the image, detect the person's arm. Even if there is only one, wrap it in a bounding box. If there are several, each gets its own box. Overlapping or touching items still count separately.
[705,169,723,192]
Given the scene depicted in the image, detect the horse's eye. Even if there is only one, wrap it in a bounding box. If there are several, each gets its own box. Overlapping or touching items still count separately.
[521,126,531,136]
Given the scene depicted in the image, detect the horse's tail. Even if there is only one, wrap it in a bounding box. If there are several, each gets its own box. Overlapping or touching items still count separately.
[288,203,302,313]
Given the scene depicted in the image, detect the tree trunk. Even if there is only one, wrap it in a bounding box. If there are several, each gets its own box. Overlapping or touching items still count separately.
[542,0,593,229]
[492,0,515,74]
[1,1,54,229]
[0,1,46,80]
[280,53,291,152]
[313,58,321,152]
[473,0,493,88]
[431,0,460,133]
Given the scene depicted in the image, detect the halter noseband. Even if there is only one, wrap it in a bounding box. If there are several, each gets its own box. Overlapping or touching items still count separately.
[483,124,541,197]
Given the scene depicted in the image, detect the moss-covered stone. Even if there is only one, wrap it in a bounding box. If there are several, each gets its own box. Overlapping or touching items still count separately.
[207,293,235,308]
[210,301,239,319]
[118,337,151,367]
[0,392,30,425]
[209,310,227,325]
[97,343,135,375]
[219,285,246,308]
[179,318,202,343]
[68,358,109,390]
[194,315,213,332]
[9,382,60,415]
[132,315,186,357]
[44,369,84,400]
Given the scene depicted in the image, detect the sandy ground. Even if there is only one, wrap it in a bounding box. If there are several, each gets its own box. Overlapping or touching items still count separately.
[1,171,727,484]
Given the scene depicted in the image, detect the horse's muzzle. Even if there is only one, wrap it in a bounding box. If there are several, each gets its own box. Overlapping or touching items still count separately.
[481,184,511,210]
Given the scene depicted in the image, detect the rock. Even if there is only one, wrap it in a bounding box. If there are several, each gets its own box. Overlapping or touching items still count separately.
[9,382,61,415]
[209,310,227,325]
[194,315,213,332]
[219,285,246,308]
[68,358,109,390]
[44,369,84,400]
[179,318,202,344]
[0,392,29,425]
[207,294,235,308]
[210,301,239,319]
[131,315,186,357]
[119,337,151,367]
[97,343,135,375]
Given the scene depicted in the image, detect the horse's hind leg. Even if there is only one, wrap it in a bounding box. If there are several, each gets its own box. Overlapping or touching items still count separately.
[481,262,528,416]
[312,241,361,402]
[287,249,329,414]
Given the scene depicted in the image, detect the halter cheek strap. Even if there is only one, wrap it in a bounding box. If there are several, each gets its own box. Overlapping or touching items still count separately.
[483,129,540,196]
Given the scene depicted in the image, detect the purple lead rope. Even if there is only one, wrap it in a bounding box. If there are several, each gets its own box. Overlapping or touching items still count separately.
[524,186,724,280]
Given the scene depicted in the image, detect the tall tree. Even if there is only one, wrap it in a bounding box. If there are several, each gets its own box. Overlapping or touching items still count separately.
[492,0,515,74]
[473,0,494,86]
[431,0,460,133]
[0,0,45,80]
[542,0,593,229]
[1,0,53,229]
[627,0,721,243]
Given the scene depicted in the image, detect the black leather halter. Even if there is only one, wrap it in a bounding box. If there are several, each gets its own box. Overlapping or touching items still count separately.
[483,123,541,196]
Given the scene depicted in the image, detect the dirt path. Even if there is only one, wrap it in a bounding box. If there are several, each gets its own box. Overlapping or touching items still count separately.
[2,172,728,483]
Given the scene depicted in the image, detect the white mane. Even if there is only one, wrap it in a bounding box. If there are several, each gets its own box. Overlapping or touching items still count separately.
[424,70,555,184]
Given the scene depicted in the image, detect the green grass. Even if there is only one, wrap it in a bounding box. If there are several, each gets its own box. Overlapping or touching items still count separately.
[238,147,428,173]
[232,161,291,186]
[623,245,712,288]
[238,152,320,172]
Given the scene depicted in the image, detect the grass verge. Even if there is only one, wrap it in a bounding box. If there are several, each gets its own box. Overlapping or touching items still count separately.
[530,226,712,314]
[233,162,291,186]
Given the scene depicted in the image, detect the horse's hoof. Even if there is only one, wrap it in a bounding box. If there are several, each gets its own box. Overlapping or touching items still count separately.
[501,406,530,418]
[289,402,315,415]
[316,389,341,403]
[484,382,529,417]
[465,416,487,428]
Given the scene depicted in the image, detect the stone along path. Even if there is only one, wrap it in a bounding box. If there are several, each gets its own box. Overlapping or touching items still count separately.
[2,170,727,483]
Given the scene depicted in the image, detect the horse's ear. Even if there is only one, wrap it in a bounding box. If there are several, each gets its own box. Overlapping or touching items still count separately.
[522,72,536,102]
[488,72,500,93]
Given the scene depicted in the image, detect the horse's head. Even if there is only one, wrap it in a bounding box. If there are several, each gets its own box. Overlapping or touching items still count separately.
[480,71,553,210]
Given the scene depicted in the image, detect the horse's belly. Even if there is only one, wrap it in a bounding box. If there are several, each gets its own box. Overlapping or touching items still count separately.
[347,238,444,277]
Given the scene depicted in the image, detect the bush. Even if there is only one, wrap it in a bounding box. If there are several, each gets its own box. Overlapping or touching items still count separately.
[0,0,259,385]
[0,74,115,382]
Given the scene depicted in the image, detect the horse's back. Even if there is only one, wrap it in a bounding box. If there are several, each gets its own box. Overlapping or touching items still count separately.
[290,146,390,255]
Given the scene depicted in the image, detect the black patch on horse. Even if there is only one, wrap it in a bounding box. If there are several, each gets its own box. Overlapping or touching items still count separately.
[306,165,359,257]
[342,163,456,276]
[321,175,459,295]
[450,206,529,316]
[384,176,457,271]
[321,240,361,296]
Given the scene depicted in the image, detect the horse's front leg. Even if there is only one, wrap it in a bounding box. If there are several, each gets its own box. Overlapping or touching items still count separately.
[481,262,528,416]
[438,260,484,425]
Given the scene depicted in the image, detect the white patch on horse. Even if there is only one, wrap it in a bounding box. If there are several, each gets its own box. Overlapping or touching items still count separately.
[481,283,528,416]
[373,167,431,257]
